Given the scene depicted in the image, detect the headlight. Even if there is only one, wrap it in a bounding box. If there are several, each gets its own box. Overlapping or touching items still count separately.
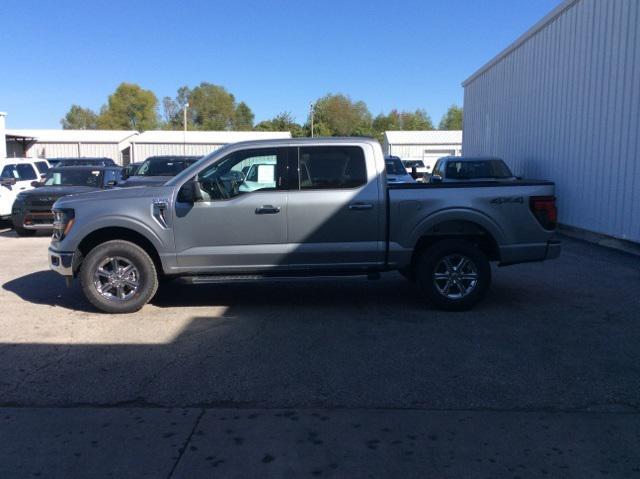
[52,208,75,241]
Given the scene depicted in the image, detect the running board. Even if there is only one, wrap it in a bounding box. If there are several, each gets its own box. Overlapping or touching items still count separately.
[179,272,381,285]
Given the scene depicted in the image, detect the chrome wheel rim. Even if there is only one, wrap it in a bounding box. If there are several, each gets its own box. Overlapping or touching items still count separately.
[93,256,140,302]
[433,254,479,300]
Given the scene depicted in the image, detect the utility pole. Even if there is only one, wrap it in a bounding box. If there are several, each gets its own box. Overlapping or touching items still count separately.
[183,102,189,155]
[309,102,315,138]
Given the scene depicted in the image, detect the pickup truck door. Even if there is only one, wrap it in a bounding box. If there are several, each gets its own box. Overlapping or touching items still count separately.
[286,145,384,269]
[172,147,290,272]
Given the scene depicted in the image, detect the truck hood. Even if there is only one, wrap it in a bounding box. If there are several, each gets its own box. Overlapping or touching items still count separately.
[53,184,176,210]
[19,185,99,200]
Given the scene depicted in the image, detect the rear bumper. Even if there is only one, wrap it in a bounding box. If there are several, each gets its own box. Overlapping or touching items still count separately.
[48,248,74,276]
[499,239,561,266]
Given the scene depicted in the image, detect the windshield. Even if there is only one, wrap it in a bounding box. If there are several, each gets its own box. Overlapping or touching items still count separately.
[1,163,38,180]
[445,160,514,179]
[385,158,408,175]
[136,157,200,177]
[44,169,102,187]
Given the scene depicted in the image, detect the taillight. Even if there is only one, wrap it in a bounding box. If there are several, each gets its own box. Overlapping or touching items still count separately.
[530,196,557,230]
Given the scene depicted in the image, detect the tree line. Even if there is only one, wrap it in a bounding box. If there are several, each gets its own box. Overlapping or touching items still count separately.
[61,82,463,140]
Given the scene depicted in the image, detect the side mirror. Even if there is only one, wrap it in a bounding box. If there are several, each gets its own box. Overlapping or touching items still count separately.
[178,179,203,203]
[31,180,41,187]
[430,175,443,184]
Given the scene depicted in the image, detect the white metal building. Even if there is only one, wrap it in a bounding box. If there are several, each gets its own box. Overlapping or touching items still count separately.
[129,131,292,163]
[382,131,462,171]
[4,129,138,165]
[463,0,640,243]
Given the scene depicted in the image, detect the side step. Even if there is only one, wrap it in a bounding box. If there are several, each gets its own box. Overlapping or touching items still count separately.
[179,272,381,285]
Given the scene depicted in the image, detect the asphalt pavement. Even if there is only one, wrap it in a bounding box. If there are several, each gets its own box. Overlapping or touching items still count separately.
[1,228,639,478]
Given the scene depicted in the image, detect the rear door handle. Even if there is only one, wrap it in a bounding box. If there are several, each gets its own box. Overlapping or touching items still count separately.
[348,203,373,211]
[255,205,281,215]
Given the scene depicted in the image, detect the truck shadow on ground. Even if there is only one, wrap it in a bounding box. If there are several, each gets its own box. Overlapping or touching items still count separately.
[3,267,538,318]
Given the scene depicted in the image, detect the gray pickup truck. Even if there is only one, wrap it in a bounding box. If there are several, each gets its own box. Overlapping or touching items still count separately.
[48,138,560,313]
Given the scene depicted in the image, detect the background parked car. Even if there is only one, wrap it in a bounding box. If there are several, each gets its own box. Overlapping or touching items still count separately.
[402,159,429,182]
[48,157,116,167]
[123,161,144,178]
[385,156,415,184]
[0,158,47,221]
[11,165,124,236]
[430,156,518,183]
[122,155,201,186]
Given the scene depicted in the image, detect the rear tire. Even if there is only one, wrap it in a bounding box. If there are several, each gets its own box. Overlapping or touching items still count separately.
[79,240,158,314]
[416,239,491,311]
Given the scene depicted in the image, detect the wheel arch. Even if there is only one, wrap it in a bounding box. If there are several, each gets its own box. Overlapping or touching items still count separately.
[75,227,163,277]
[403,219,502,280]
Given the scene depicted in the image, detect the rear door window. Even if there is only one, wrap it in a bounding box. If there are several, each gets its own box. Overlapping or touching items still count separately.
[295,146,367,190]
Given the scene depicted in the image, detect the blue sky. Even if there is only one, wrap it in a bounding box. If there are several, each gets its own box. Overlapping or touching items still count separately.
[0,0,560,129]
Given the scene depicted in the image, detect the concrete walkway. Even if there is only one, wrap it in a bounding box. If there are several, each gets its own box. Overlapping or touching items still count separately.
[2,408,639,478]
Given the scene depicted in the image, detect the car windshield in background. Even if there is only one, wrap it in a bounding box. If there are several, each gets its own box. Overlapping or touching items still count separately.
[403,160,425,169]
[44,169,102,187]
[446,160,514,179]
[54,158,115,167]
[1,164,38,181]
[385,158,408,175]
[136,157,200,177]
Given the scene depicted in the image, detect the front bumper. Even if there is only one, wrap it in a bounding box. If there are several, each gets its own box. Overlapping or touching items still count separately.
[48,247,74,276]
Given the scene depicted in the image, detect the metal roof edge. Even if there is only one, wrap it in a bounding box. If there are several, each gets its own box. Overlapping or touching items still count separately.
[461,0,579,87]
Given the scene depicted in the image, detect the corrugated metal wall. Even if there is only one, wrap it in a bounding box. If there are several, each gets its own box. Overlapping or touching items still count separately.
[463,0,640,243]
[131,143,224,162]
[22,143,125,164]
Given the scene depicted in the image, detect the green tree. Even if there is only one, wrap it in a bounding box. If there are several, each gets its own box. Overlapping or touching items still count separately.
[97,83,158,130]
[60,105,98,129]
[233,102,254,130]
[371,108,433,142]
[400,109,434,130]
[255,112,304,137]
[307,93,372,137]
[439,105,463,130]
[186,82,237,130]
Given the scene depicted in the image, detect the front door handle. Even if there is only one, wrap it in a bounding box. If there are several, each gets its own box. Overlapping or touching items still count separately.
[348,203,373,211]
[255,205,281,215]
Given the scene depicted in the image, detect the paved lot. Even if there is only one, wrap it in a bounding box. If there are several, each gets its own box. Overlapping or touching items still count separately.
[0,228,639,477]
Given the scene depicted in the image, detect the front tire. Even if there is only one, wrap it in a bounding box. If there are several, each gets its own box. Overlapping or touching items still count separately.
[416,239,491,311]
[14,226,37,237]
[79,240,158,313]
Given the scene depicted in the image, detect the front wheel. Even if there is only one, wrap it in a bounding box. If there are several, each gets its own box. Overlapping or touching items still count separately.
[14,226,37,237]
[79,240,158,313]
[416,239,491,311]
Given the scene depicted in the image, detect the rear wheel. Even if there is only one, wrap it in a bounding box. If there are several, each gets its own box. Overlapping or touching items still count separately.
[416,239,491,311]
[79,240,158,313]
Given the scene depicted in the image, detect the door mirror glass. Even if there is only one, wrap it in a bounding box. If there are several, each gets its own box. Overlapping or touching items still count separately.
[31,180,41,187]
